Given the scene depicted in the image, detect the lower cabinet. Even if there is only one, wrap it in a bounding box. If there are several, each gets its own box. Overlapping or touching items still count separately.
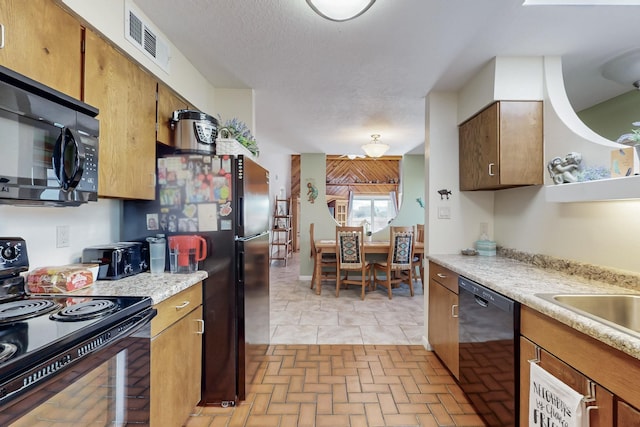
[151,283,203,427]
[427,261,459,378]
[520,336,613,426]
[520,306,640,427]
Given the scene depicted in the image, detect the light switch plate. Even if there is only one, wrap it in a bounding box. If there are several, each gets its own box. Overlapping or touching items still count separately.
[437,206,451,219]
[56,225,70,248]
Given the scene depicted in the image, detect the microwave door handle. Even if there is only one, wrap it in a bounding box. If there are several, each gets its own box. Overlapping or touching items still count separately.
[53,127,66,188]
[65,128,85,191]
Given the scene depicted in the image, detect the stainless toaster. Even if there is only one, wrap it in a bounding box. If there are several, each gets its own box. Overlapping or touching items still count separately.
[81,242,148,280]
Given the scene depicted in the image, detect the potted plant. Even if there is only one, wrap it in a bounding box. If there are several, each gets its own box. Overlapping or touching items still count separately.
[217,116,259,157]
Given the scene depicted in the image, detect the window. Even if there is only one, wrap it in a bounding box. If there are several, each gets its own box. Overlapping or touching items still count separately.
[348,195,397,233]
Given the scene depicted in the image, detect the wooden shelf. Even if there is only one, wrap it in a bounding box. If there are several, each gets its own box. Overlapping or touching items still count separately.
[270,198,292,265]
[545,175,640,203]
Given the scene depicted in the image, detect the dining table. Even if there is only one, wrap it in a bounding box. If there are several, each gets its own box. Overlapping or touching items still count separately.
[313,239,425,295]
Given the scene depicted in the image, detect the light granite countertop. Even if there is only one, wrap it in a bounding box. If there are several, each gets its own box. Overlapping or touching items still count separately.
[69,271,208,304]
[427,254,640,360]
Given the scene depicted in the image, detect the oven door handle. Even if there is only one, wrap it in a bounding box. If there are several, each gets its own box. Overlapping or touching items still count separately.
[0,307,157,407]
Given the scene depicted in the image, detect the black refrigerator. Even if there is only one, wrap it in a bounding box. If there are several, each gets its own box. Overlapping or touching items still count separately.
[122,147,270,406]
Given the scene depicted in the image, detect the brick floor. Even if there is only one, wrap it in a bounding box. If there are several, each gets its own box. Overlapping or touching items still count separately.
[185,344,486,427]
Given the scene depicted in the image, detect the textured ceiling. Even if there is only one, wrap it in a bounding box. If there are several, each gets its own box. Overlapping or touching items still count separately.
[133,0,640,156]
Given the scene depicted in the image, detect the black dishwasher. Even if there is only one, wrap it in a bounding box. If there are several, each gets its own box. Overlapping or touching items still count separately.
[458,276,520,427]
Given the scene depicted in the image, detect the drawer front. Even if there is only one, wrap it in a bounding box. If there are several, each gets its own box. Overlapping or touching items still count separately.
[152,282,202,336]
[429,262,458,294]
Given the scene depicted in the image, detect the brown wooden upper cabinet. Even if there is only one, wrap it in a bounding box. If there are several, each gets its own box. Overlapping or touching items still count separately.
[157,82,192,147]
[84,29,157,200]
[459,101,543,191]
[0,0,82,98]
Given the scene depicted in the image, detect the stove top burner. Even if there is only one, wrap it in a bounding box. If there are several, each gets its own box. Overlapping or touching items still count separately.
[50,300,118,322]
[0,343,17,363]
[0,299,60,324]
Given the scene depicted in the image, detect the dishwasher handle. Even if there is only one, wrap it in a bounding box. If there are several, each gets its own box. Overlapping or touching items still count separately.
[474,295,489,308]
[458,275,516,313]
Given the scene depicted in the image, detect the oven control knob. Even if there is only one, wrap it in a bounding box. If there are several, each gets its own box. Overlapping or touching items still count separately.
[1,244,19,262]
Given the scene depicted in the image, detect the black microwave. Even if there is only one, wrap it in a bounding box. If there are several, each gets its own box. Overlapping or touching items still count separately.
[0,65,99,206]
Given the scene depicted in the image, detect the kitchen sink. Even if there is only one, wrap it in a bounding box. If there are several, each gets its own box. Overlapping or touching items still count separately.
[536,293,640,338]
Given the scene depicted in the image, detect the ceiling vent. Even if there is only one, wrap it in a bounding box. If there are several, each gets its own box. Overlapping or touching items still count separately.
[125,2,170,73]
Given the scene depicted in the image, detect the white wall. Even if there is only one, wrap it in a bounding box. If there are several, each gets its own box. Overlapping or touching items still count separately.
[436,54,640,274]
[254,140,294,227]
[493,57,640,273]
[425,92,494,254]
[0,200,120,269]
[214,88,255,131]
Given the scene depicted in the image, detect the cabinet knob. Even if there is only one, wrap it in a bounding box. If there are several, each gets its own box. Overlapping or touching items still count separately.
[488,163,495,176]
[436,273,447,279]
[0,24,5,49]
[451,304,459,318]
[175,300,190,310]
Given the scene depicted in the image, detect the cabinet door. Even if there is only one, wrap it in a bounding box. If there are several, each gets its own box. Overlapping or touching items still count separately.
[617,401,640,426]
[498,101,543,187]
[459,101,542,190]
[0,0,82,98]
[520,337,614,427]
[428,280,459,378]
[151,305,203,427]
[157,82,191,147]
[459,102,499,190]
[84,29,156,200]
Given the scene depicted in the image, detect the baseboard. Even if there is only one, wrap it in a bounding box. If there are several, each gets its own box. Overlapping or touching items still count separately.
[422,335,432,351]
[299,275,312,281]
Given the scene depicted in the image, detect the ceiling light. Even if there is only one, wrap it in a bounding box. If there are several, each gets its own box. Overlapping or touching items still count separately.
[306,0,376,22]
[361,134,389,158]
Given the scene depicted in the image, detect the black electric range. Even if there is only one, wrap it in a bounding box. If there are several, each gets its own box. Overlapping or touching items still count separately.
[0,237,155,407]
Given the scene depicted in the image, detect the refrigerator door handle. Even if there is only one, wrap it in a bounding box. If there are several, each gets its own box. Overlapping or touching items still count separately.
[237,196,244,231]
[237,248,245,284]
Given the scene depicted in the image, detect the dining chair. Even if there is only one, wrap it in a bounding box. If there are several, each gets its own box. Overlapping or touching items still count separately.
[412,224,424,288]
[309,223,337,293]
[372,226,415,299]
[335,226,371,300]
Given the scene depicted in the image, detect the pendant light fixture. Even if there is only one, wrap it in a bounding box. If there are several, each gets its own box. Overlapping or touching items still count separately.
[361,134,389,158]
[306,0,376,22]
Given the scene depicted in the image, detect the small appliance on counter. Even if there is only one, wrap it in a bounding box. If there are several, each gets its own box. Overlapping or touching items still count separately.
[81,242,148,280]
[170,109,218,153]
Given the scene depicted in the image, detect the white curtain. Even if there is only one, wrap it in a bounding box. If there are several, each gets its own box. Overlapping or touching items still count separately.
[389,190,398,217]
[347,190,354,225]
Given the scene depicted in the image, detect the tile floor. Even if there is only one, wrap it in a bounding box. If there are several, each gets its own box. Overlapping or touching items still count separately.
[185,253,486,427]
[270,253,425,345]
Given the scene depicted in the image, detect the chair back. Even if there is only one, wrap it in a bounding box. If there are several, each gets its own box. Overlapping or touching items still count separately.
[416,224,424,243]
[336,226,365,270]
[310,223,317,258]
[388,226,414,268]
